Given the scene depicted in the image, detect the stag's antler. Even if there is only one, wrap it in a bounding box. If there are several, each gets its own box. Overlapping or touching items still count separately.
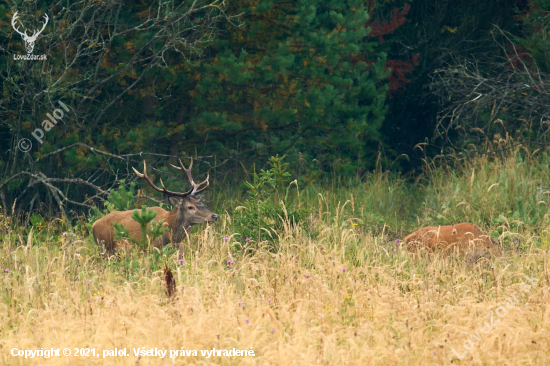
[132,157,210,197]
[133,161,191,197]
[169,156,210,196]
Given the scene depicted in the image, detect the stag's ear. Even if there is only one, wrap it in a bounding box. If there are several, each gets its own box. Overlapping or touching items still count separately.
[195,194,204,201]
[168,196,184,207]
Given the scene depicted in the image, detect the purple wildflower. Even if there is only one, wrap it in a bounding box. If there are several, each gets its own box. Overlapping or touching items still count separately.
[245,318,249,323]
[396,238,401,242]
[342,268,346,272]
[4,269,8,273]
[179,259,184,263]
[224,237,229,242]
[245,237,250,242]
[271,329,275,333]
[304,274,310,278]
[268,299,272,303]
[227,260,232,265]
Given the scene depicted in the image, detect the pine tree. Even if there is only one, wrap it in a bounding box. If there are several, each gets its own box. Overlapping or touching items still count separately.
[113,206,169,251]
[169,0,390,173]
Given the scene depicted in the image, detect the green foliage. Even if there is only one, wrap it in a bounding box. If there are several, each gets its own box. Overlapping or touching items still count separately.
[85,180,136,237]
[148,219,169,241]
[113,205,169,251]
[29,214,45,230]
[106,180,136,213]
[183,0,389,174]
[513,0,550,73]
[113,222,131,242]
[27,214,51,243]
[131,205,159,247]
[233,155,309,249]
[493,196,548,230]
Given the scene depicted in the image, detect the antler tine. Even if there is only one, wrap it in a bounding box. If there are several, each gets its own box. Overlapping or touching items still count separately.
[179,157,195,184]
[191,170,210,195]
[186,156,193,171]
[133,160,191,197]
[169,156,210,196]
[131,160,146,178]
[169,158,193,181]
[132,161,162,193]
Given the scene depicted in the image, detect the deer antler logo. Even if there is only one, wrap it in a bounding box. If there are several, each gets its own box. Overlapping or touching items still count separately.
[11,11,48,54]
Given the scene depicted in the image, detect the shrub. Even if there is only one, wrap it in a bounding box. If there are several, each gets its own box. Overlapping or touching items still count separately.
[233,155,309,250]
[113,205,169,251]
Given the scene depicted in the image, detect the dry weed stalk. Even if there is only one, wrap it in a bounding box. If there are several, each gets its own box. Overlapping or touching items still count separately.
[164,263,176,299]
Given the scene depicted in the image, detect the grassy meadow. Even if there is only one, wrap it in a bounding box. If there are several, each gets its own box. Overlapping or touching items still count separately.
[1,145,550,365]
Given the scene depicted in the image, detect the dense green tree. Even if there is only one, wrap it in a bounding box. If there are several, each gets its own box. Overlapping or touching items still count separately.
[146,0,390,175]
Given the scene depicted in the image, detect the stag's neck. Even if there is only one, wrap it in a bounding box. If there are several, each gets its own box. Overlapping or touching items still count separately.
[166,207,194,243]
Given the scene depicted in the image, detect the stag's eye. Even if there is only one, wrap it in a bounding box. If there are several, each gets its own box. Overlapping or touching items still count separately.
[188,206,195,210]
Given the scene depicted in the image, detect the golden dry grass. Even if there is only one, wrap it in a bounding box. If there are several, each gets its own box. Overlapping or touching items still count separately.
[1,211,550,366]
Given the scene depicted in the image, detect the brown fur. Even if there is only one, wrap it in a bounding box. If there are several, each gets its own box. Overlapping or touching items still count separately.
[404,223,502,260]
[92,196,217,252]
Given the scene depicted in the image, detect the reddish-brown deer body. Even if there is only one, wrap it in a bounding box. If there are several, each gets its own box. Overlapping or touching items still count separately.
[92,157,218,251]
[404,223,502,259]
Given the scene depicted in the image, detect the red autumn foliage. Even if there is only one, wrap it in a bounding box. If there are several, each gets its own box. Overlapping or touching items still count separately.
[385,54,420,95]
[354,3,419,95]
[367,4,411,44]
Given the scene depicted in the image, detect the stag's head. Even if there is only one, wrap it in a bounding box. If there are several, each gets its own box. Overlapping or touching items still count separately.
[132,157,218,227]
[11,11,49,54]
[167,195,218,224]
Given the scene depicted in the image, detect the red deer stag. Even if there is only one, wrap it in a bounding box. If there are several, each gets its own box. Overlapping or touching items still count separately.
[92,157,218,252]
[404,223,502,260]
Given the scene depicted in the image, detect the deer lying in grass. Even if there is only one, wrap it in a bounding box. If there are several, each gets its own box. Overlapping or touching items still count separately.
[92,157,218,252]
[404,223,502,260]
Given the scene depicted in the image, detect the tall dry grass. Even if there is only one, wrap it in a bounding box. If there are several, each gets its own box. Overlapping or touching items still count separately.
[1,145,550,365]
[1,212,550,365]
